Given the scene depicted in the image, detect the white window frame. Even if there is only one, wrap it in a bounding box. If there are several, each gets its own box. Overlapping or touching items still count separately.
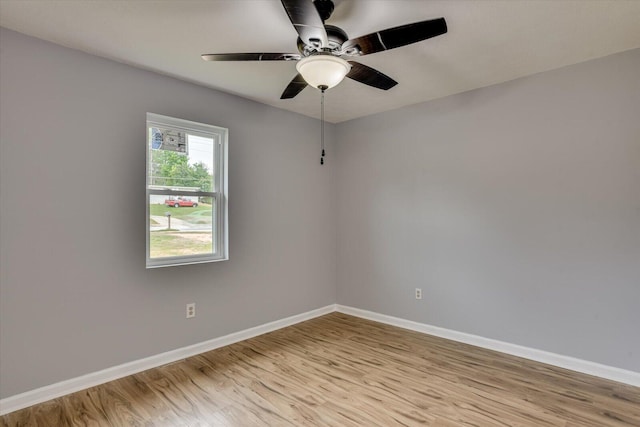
[146,113,228,268]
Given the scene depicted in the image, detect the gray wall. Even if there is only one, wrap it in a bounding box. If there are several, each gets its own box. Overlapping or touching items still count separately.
[336,48,640,372]
[0,28,337,398]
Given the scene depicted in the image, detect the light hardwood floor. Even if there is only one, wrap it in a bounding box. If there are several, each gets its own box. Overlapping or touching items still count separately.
[2,312,639,426]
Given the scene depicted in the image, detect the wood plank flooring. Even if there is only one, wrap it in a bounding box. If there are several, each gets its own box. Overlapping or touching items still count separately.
[2,312,639,426]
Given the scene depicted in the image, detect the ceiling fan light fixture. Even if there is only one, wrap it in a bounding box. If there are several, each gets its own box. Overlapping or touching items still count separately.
[296,54,351,90]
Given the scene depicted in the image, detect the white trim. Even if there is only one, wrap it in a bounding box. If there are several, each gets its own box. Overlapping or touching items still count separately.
[145,112,229,269]
[4,303,638,415]
[336,305,640,387]
[0,304,336,416]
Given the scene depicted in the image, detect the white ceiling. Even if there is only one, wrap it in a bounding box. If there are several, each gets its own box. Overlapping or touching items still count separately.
[1,0,640,123]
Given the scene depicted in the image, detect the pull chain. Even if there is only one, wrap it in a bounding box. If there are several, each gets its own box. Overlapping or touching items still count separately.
[320,85,327,165]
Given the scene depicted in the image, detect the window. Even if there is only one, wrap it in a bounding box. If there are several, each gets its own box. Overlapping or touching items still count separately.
[146,113,228,268]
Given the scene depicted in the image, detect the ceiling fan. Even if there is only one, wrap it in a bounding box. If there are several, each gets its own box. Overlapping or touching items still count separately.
[202,0,447,99]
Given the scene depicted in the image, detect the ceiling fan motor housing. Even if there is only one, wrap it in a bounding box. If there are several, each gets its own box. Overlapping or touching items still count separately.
[297,25,349,56]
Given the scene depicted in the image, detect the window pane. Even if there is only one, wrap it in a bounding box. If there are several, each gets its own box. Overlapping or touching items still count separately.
[149,194,215,259]
[148,128,214,192]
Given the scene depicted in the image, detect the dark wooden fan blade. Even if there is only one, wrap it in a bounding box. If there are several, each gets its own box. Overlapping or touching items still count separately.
[280,74,308,99]
[342,18,447,55]
[281,0,328,48]
[346,61,397,90]
[202,53,301,61]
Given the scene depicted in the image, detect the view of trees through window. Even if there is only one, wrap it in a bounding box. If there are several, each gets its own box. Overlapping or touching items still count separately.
[150,149,213,191]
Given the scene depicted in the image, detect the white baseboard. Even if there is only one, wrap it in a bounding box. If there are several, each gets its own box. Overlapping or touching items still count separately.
[336,304,640,387]
[3,303,638,416]
[0,304,337,416]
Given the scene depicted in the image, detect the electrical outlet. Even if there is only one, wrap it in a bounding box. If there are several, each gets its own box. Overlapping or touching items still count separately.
[186,303,196,318]
[415,288,422,300]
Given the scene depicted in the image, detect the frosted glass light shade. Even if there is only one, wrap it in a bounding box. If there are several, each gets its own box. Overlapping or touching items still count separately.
[296,55,351,90]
